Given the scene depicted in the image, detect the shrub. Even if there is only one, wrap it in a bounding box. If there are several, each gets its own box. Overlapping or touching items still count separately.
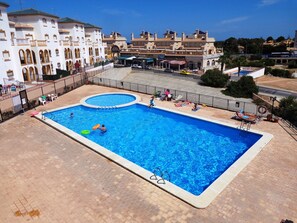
[288,61,297,69]
[274,96,297,127]
[270,69,292,78]
[223,76,259,98]
[200,69,229,88]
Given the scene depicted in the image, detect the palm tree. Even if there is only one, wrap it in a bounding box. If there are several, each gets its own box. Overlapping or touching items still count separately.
[235,56,246,77]
[218,53,230,73]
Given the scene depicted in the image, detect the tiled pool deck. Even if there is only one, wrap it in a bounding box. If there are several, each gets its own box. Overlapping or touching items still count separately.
[0,85,296,222]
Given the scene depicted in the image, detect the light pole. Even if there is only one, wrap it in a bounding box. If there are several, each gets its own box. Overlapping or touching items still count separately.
[270,96,277,115]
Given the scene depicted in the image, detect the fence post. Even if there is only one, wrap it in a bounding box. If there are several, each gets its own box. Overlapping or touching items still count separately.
[54,81,57,94]
[198,94,201,104]
[41,85,44,95]
[212,96,214,107]
[227,99,229,110]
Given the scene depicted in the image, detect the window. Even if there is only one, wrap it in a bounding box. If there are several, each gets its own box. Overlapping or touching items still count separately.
[26,49,32,64]
[25,34,33,40]
[53,35,57,40]
[7,70,14,80]
[77,37,79,41]
[19,50,26,64]
[0,29,6,40]
[57,62,61,68]
[42,18,47,24]
[51,19,55,25]
[55,49,59,56]
[45,34,49,40]
[2,50,10,61]
[75,25,78,29]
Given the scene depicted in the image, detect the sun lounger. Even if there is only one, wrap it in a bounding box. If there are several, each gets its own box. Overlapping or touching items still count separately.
[173,95,183,103]
[235,111,257,123]
[175,101,191,107]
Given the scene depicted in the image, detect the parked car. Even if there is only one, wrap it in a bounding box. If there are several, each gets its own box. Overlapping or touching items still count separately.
[132,64,142,69]
[164,68,173,73]
[180,70,191,75]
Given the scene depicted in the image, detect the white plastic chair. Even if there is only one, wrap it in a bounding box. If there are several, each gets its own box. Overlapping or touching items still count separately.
[38,97,46,105]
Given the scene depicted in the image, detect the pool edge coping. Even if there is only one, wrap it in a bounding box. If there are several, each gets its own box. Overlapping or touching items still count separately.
[35,98,273,209]
[80,92,141,109]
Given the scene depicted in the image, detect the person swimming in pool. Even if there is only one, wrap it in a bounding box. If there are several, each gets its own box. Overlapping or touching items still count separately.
[70,112,74,118]
[99,124,107,133]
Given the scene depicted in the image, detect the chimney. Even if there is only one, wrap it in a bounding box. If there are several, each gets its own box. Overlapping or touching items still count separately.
[154,33,157,40]
[131,33,134,40]
[182,32,185,40]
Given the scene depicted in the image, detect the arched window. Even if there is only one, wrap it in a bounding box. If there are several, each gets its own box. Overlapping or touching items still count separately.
[53,35,57,40]
[69,48,73,58]
[51,19,55,25]
[34,67,38,79]
[19,50,26,64]
[42,18,47,24]
[207,60,210,66]
[64,48,68,59]
[29,67,35,81]
[212,60,215,66]
[77,49,80,58]
[44,34,49,40]
[32,51,36,64]
[26,49,32,64]
[42,66,47,74]
[39,50,44,63]
[22,68,29,81]
[44,50,49,62]
[89,47,93,56]
[55,49,59,56]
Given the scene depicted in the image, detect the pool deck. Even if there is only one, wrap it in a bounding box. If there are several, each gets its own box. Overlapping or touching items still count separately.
[0,85,296,223]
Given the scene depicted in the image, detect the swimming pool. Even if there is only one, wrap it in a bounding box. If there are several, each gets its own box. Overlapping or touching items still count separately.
[233,70,251,76]
[38,94,272,208]
[80,92,140,108]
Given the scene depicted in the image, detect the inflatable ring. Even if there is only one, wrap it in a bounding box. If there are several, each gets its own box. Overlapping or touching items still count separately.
[81,130,90,135]
[92,124,100,130]
[258,105,267,114]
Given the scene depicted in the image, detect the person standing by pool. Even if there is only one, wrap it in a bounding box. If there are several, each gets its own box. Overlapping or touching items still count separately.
[148,96,155,108]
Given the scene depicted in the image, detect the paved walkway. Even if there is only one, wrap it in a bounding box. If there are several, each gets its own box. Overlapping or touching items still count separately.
[0,85,296,223]
[109,70,252,102]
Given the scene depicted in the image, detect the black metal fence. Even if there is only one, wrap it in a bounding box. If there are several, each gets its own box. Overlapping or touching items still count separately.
[89,76,262,115]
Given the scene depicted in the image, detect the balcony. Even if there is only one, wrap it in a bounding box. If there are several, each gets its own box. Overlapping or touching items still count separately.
[16,38,30,46]
[60,40,70,46]
[30,40,47,47]
[71,41,79,46]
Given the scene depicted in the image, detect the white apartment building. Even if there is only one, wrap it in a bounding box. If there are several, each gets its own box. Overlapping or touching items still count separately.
[0,3,105,85]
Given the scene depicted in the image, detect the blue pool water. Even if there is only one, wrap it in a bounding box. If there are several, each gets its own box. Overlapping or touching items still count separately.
[233,70,251,76]
[85,94,136,107]
[45,104,262,196]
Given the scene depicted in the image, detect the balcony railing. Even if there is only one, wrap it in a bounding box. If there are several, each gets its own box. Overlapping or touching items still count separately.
[16,38,30,46]
[30,40,47,47]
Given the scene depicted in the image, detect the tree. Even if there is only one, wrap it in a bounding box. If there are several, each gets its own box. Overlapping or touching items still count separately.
[275,96,297,127]
[223,76,259,98]
[200,69,229,88]
[266,36,273,42]
[218,53,230,73]
[223,37,239,54]
[235,56,247,76]
[276,36,285,42]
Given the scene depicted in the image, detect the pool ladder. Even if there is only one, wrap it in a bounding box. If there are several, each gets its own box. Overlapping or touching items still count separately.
[238,120,251,131]
[41,110,56,121]
[150,167,171,184]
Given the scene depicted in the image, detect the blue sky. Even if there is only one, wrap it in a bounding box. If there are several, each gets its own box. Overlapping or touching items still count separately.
[6,0,296,41]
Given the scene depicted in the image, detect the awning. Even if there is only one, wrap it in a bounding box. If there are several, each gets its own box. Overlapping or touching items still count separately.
[169,60,186,65]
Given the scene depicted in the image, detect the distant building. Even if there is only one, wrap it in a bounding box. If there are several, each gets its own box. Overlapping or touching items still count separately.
[0,3,105,85]
[102,32,128,60]
[120,29,223,71]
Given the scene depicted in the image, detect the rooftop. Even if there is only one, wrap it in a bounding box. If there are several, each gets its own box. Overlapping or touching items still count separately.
[8,8,59,19]
[58,17,84,24]
[84,22,101,30]
[0,1,9,7]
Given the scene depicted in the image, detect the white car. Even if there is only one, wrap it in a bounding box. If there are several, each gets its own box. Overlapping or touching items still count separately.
[132,64,142,69]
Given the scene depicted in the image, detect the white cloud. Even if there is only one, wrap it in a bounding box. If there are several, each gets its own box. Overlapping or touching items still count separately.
[259,0,281,6]
[220,16,249,25]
